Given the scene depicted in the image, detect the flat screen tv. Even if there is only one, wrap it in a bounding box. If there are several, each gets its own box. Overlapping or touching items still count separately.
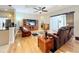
[26,19,36,26]
[29,22,35,25]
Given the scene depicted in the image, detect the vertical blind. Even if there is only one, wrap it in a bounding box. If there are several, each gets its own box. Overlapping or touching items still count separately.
[50,14,66,32]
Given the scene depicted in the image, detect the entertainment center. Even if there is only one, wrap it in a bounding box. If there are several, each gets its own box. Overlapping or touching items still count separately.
[23,19,38,31]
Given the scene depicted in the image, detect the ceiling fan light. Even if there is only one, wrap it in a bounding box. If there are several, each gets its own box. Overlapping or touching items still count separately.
[39,11,42,12]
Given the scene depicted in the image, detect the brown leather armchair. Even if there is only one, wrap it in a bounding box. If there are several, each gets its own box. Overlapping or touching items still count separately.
[20,27,31,37]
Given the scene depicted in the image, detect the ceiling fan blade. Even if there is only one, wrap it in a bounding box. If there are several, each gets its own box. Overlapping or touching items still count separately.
[43,10,48,12]
[42,7,46,9]
[34,8,39,10]
[34,11,39,12]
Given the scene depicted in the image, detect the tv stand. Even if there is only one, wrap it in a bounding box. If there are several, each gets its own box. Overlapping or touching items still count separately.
[23,19,38,31]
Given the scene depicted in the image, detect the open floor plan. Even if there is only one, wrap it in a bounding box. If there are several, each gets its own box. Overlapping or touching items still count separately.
[0,5,79,53]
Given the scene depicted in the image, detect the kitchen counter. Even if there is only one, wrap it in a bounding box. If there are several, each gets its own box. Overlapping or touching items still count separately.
[0,30,9,46]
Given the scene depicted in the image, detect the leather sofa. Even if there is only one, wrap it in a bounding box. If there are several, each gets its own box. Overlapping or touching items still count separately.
[47,26,73,52]
[20,27,31,37]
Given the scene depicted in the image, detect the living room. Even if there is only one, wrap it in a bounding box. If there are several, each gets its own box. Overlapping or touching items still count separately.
[0,5,79,53]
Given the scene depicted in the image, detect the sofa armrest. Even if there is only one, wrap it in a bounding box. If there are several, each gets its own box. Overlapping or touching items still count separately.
[52,34,59,39]
[53,33,57,35]
[52,34,60,50]
[47,33,60,50]
[47,33,58,39]
[53,33,59,36]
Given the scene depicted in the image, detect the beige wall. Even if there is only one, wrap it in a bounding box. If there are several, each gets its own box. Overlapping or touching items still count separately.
[37,15,50,30]
[15,12,51,30]
[15,12,40,29]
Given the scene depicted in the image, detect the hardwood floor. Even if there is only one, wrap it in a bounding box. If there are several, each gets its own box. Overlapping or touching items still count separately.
[8,35,42,53]
[8,35,79,53]
[56,37,79,53]
[0,45,9,53]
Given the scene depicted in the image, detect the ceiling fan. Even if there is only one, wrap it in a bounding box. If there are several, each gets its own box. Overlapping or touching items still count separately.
[34,7,48,14]
[8,5,14,10]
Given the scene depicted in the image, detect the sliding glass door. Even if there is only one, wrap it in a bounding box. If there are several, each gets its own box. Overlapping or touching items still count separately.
[58,15,66,28]
[50,14,66,32]
[50,16,59,32]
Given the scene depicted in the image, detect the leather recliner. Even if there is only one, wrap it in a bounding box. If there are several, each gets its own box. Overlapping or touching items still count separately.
[20,27,31,37]
[47,26,73,52]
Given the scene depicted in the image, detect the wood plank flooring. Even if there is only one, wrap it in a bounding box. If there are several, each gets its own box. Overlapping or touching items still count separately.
[8,35,79,53]
[0,45,9,53]
[8,35,42,53]
[56,37,79,53]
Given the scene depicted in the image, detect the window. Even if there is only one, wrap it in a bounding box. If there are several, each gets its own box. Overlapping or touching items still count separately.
[50,14,66,32]
[0,18,7,30]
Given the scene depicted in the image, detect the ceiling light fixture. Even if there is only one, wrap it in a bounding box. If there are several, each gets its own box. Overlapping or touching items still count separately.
[34,6,48,14]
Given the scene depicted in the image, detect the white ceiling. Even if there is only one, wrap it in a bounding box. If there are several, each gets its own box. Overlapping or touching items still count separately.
[0,5,73,14]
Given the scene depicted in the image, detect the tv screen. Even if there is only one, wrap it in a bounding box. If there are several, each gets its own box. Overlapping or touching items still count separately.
[27,19,36,26]
[29,22,35,25]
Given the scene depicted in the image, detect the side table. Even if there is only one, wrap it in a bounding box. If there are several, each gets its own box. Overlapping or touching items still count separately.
[38,36,54,53]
